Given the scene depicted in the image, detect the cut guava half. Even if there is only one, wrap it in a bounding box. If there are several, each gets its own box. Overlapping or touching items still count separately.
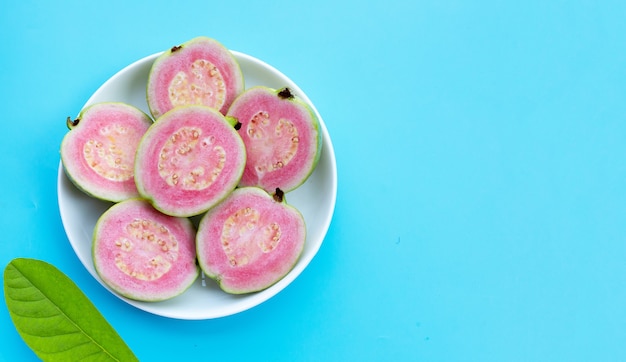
[134,105,246,217]
[196,187,306,294]
[146,36,244,119]
[92,198,199,302]
[60,102,153,202]
[227,86,322,193]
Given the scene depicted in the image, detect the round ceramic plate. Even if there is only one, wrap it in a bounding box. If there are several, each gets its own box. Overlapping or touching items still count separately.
[57,51,337,320]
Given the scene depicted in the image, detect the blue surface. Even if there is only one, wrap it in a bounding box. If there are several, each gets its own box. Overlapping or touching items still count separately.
[2,1,626,360]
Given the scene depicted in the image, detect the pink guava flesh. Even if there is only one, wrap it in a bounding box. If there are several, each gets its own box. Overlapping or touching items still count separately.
[60,102,153,202]
[147,36,244,119]
[227,86,322,193]
[196,187,306,294]
[134,105,246,217]
[93,198,199,302]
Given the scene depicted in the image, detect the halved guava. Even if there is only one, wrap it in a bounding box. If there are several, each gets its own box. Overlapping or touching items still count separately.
[60,102,153,202]
[196,187,306,294]
[227,86,322,193]
[146,36,244,119]
[134,105,246,217]
[92,198,199,302]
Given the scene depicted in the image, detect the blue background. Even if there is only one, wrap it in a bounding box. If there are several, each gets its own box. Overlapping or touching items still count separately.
[2,1,626,360]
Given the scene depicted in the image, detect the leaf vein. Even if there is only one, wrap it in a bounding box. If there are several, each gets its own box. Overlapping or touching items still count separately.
[19,329,83,340]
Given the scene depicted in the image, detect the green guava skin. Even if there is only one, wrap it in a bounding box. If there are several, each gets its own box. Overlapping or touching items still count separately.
[146,36,244,119]
[196,187,306,294]
[226,86,322,194]
[60,102,153,203]
[134,105,246,218]
[92,198,199,302]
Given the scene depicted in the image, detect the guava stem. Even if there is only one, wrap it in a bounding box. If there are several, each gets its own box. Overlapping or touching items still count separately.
[66,116,79,129]
[273,188,285,203]
[277,87,294,100]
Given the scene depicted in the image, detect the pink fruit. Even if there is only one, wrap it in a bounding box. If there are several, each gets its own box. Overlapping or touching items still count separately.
[134,105,246,217]
[227,86,322,193]
[60,102,153,202]
[92,198,199,302]
[146,36,244,119]
[196,187,306,294]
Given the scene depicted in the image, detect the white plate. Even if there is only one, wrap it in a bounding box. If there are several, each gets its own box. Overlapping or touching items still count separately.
[57,51,337,320]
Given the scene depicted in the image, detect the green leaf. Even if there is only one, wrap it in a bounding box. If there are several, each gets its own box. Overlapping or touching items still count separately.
[3,258,138,362]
